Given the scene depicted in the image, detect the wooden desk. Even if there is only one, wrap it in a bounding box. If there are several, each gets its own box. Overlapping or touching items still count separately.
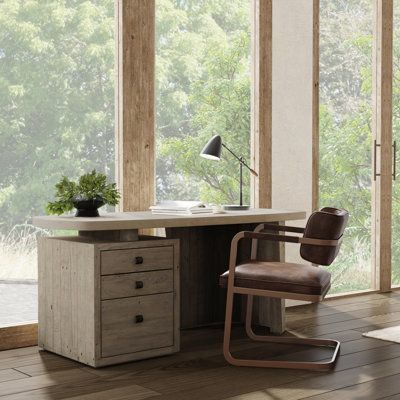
[34,208,305,366]
[33,209,305,232]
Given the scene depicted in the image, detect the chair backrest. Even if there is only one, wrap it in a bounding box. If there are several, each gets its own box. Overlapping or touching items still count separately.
[300,207,349,266]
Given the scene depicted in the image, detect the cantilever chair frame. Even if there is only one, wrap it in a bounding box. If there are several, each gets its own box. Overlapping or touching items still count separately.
[223,223,342,371]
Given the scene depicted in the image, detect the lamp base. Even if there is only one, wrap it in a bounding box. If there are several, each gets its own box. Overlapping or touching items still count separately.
[223,204,250,211]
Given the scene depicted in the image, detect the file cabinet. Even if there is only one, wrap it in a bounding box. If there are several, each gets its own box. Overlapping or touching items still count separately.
[38,235,180,367]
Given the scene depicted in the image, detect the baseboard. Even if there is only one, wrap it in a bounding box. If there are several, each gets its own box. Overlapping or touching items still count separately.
[0,323,38,351]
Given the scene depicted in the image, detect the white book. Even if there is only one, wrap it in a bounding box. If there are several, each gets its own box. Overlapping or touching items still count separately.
[150,201,213,215]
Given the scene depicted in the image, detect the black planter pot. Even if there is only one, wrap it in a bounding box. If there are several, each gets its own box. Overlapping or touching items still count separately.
[72,197,105,217]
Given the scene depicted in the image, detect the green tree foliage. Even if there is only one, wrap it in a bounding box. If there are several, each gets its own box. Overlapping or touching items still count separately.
[156,0,251,204]
[319,0,373,292]
[0,0,115,231]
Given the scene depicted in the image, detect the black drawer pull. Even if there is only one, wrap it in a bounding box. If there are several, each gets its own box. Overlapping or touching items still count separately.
[135,315,144,323]
[135,281,144,289]
[135,256,143,264]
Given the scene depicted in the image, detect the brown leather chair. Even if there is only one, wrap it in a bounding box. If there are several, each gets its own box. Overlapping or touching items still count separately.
[219,207,349,371]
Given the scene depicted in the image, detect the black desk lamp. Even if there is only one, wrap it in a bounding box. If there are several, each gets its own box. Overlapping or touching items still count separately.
[200,135,258,211]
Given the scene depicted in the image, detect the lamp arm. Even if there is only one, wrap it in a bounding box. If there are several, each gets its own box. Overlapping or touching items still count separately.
[221,143,258,177]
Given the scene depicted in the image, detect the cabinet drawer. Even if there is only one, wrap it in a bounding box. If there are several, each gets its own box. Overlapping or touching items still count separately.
[101,246,173,275]
[101,270,173,300]
[101,293,174,357]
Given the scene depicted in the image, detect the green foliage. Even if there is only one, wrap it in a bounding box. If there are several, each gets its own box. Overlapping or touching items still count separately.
[319,0,373,293]
[0,0,115,229]
[155,0,251,204]
[46,170,120,215]
[46,176,78,215]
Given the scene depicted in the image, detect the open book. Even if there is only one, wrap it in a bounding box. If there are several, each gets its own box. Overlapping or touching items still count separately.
[150,201,213,215]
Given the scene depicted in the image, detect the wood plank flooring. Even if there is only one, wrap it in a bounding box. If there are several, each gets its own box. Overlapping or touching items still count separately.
[2,292,400,399]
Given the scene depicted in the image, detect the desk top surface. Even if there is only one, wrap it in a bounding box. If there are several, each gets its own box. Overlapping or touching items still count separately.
[33,208,306,231]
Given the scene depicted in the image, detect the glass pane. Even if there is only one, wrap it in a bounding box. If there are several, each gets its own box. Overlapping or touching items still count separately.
[156,0,251,205]
[319,0,373,294]
[393,1,400,286]
[0,1,115,325]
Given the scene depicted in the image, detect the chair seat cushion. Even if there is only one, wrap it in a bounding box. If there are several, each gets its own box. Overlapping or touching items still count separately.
[219,261,331,297]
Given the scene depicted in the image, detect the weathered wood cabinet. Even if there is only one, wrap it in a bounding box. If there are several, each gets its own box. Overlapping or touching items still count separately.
[38,236,180,367]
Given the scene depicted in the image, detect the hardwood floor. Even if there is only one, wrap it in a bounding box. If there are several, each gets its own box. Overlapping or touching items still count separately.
[2,292,400,399]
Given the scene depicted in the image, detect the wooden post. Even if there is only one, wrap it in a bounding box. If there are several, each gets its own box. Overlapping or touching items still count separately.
[115,0,155,212]
[250,1,285,333]
[251,0,272,208]
[373,0,393,292]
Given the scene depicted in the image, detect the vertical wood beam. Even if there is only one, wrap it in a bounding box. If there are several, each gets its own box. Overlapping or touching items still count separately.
[312,0,319,211]
[116,0,155,212]
[373,0,393,291]
[251,0,272,208]
[250,1,284,330]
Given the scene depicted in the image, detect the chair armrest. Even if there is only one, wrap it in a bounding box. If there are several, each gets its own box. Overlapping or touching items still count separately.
[244,231,341,247]
[229,231,302,272]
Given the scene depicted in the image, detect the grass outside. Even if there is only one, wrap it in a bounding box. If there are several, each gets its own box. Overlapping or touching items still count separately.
[0,224,48,281]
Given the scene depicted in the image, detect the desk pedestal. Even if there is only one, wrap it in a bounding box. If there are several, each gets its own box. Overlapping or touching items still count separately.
[166,223,285,334]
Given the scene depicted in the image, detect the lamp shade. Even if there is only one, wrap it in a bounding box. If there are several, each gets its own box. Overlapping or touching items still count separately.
[200,135,222,160]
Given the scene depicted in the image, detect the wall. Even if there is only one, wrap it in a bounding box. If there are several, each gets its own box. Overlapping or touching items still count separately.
[271,0,314,262]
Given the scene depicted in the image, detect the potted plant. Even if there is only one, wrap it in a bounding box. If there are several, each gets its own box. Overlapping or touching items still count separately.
[46,170,120,217]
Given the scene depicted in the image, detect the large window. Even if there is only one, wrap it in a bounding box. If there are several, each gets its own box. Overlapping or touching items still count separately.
[0,1,115,324]
[155,0,251,205]
[319,0,373,294]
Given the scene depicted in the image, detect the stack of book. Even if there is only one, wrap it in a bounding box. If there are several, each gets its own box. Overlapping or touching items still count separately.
[149,201,213,215]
